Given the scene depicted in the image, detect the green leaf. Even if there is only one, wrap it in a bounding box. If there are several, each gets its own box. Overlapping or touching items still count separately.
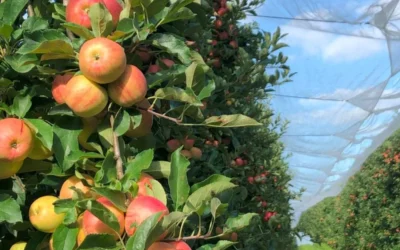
[113,109,131,136]
[150,33,192,64]
[53,199,78,225]
[191,174,231,193]
[224,213,259,232]
[77,234,117,250]
[17,30,74,55]
[91,187,127,212]
[0,77,12,88]
[168,147,190,211]
[143,161,171,179]
[77,199,121,233]
[196,240,237,250]
[95,150,117,184]
[1,0,28,25]
[160,7,196,25]
[0,194,22,224]
[21,17,49,32]
[89,3,114,37]
[153,87,199,104]
[11,89,32,118]
[62,22,95,40]
[210,197,221,220]
[25,118,53,149]
[4,54,37,73]
[202,115,262,128]
[25,231,48,250]
[18,158,52,173]
[53,117,82,171]
[183,181,237,213]
[125,212,163,250]
[119,0,131,20]
[123,149,154,181]
[0,22,13,41]
[53,224,79,250]
[147,179,167,205]
[148,211,186,243]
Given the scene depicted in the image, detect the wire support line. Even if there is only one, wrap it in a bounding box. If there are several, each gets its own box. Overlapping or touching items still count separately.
[248,14,371,25]
[270,93,347,102]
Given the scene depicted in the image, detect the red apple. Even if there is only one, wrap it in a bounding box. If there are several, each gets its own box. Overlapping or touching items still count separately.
[79,37,126,84]
[147,64,161,74]
[52,73,74,104]
[83,197,125,240]
[219,31,229,40]
[124,99,153,138]
[261,201,268,207]
[108,65,147,107]
[180,150,192,159]
[247,176,254,184]
[167,139,182,152]
[65,75,108,117]
[211,40,218,46]
[170,240,191,250]
[214,19,223,29]
[220,0,227,7]
[190,147,202,160]
[125,196,169,236]
[66,0,123,29]
[160,59,175,68]
[235,157,244,166]
[182,138,195,149]
[148,242,176,250]
[137,173,154,196]
[136,47,152,63]
[59,174,95,199]
[229,40,238,49]
[217,7,228,16]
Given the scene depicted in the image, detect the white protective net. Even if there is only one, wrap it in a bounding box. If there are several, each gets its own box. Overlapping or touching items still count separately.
[248,0,400,224]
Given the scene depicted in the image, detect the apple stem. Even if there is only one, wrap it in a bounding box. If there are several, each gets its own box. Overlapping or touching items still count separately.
[136,106,182,124]
[110,115,124,180]
[13,175,25,192]
[27,1,34,17]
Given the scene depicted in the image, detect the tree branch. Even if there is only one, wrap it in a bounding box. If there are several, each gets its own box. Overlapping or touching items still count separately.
[27,1,34,17]
[110,115,124,180]
[137,106,182,124]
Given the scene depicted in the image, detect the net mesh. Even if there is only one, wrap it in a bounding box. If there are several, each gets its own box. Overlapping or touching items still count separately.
[249,0,400,224]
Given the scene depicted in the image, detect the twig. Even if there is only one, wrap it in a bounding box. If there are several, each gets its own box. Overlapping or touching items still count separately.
[63,0,75,40]
[137,106,182,124]
[13,175,25,192]
[166,232,216,241]
[110,115,124,180]
[27,1,34,17]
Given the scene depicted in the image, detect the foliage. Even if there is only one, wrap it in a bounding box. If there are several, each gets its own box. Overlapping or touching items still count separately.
[297,130,400,250]
[298,243,333,250]
[0,0,297,249]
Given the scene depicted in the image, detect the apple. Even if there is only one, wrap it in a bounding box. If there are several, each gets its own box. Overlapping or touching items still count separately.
[231,232,238,242]
[79,37,126,84]
[217,7,228,16]
[137,173,154,196]
[147,64,161,74]
[108,65,147,107]
[83,197,125,240]
[0,160,23,180]
[66,0,123,29]
[229,40,238,49]
[125,196,169,236]
[65,75,108,118]
[218,31,229,40]
[10,242,27,250]
[182,138,195,149]
[148,242,176,250]
[29,196,65,233]
[212,140,219,147]
[51,73,74,104]
[59,174,95,199]
[160,59,175,68]
[77,228,86,246]
[167,139,182,152]
[125,99,153,138]
[235,157,244,166]
[0,118,33,162]
[190,147,202,160]
[180,150,192,159]
[170,241,191,250]
[214,19,223,29]
[210,40,218,46]
[136,47,152,63]
[261,201,268,207]
[28,135,52,160]
[247,176,254,184]
[220,0,227,7]
[78,116,101,151]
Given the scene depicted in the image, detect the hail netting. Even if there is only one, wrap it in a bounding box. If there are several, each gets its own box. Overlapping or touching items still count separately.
[248,0,400,225]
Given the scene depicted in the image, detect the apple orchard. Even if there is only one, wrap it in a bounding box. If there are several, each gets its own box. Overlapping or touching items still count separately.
[0,0,297,250]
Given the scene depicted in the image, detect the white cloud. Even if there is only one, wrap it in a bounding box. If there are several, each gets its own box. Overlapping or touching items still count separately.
[298,88,366,106]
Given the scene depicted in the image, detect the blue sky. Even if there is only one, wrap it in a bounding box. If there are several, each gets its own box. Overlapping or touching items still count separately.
[243,0,400,244]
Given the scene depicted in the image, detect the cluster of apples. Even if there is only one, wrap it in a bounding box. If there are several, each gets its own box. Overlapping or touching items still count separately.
[167,138,202,160]
[230,157,248,168]
[26,172,191,249]
[0,118,53,180]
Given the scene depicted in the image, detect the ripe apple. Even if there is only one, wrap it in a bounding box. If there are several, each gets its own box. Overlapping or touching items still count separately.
[160,59,175,68]
[136,47,152,63]
[214,19,223,29]
[77,228,86,246]
[180,150,192,159]
[182,138,195,150]
[217,7,228,16]
[210,40,218,46]
[235,157,244,166]
[78,116,101,151]
[148,242,176,250]
[59,174,95,199]
[261,201,268,207]
[0,160,23,180]
[125,196,169,236]
[170,241,191,250]
[229,40,238,49]
[190,147,202,160]
[66,0,123,29]
[213,140,219,147]
[147,64,161,74]
[125,99,153,138]
[51,73,74,104]
[218,31,229,40]
[28,135,52,160]
[65,75,108,118]
[83,197,125,240]
[29,196,65,233]
[231,232,238,242]
[0,118,33,162]
[10,242,27,250]
[167,139,182,152]
[247,176,254,184]
[79,37,126,84]
[137,173,154,196]
[108,65,147,107]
